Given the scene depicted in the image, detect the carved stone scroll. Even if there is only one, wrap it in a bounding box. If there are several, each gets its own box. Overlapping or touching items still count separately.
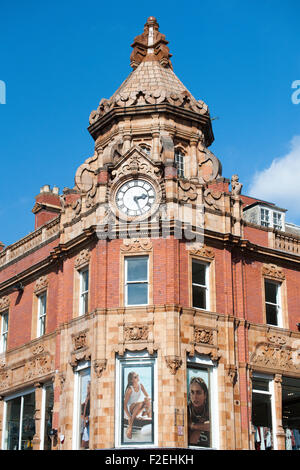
[165,356,182,375]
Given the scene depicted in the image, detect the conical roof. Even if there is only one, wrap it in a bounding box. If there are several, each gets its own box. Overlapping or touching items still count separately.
[89,17,211,134]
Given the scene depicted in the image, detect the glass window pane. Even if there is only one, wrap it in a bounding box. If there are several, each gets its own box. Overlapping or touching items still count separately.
[127,257,148,282]
[193,285,206,309]
[20,392,35,450]
[252,377,270,392]
[266,304,278,325]
[43,384,54,450]
[192,262,206,286]
[127,283,148,305]
[5,397,21,450]
[81,270,89,292]
[265,281,277,303]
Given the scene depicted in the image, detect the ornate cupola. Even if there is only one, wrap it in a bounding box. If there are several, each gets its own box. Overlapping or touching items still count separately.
[87,17,221,184]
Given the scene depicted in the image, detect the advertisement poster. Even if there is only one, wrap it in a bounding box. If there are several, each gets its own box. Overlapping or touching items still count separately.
[80,368,91,450]
[121,362,154,445]
[187,367,211,448]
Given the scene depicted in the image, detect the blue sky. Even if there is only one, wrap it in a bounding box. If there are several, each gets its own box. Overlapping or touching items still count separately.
[0,0,299,246]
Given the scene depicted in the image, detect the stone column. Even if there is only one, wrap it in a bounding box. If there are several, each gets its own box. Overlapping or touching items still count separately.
[32,382,43,450]
[152,131,160,161]
[0,395,4,447]
[274,374,286,450]
[189,139,198,179]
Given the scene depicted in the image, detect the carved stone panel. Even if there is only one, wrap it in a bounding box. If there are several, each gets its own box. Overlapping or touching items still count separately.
[75,249,90,269]
[250,336,300,372]
[0,296,10,312]
[194,327,214,345]
[34,276,48,294]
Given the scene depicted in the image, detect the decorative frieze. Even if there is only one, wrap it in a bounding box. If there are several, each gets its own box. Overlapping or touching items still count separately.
[194,327,214,345]
[187,244,215,259]
[250,338,300,372]
[124,325,150,342]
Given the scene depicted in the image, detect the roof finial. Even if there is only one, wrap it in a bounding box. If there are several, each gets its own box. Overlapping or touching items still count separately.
[130,17,172,70]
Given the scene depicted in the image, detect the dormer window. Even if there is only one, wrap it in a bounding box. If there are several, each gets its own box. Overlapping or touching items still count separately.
[243,202,285,232]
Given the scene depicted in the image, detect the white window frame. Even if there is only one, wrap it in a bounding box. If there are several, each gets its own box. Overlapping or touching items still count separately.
[37,292,47,338]
[125,256,149,307]
[2,387,35,451]
[72,361,91,450]
[192,260,210,311]
[273,211,283,231]
[175,149,185,178]
[187,354,219,450]
[0,310,9,353]
[79,267,89,316]
[260,208,270,227]
[264,279,282,327]
[252,373,277,450]
[115,351,158,448]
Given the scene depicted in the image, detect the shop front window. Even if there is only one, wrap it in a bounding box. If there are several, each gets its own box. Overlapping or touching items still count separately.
[252,375,276,450]
[116,352,156,447]
[282,377,300,450]
[40,383,54,450]
[187,355,219,449]
[3,390,35,450]
[73,362,91,450]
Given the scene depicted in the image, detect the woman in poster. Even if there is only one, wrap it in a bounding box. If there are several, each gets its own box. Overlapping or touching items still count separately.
[188,376,210,447]
[81,380,90,449]
[124,372,151,440]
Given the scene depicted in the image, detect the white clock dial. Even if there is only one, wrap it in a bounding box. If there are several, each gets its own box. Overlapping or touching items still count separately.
[116,179,156,216]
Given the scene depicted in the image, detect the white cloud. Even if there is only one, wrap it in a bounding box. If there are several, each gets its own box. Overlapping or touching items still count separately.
[248,135,300,223]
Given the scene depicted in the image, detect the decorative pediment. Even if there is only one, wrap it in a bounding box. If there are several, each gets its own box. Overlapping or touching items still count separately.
[187,244,215,259]
[111,146,162,181]
[121,238,152,253]
[262,264,285,281]
[0,296,10,312]
[34,276,48,294]
[75,249,90,269]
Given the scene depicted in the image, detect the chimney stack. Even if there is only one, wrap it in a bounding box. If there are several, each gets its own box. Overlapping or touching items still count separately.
[32,185,62,230]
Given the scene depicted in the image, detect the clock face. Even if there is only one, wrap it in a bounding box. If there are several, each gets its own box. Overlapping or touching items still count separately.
[116,179,156,217]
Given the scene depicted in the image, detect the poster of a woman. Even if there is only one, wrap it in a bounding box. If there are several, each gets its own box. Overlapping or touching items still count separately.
[187,368,210,447]
[80,375,91,449]
[122,366,153,444]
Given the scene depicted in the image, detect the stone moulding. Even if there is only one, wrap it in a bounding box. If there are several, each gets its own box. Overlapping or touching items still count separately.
[89,89,209,126]
[262,263,285,280]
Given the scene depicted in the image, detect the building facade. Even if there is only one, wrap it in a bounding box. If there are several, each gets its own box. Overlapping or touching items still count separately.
[0,17,299,451]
